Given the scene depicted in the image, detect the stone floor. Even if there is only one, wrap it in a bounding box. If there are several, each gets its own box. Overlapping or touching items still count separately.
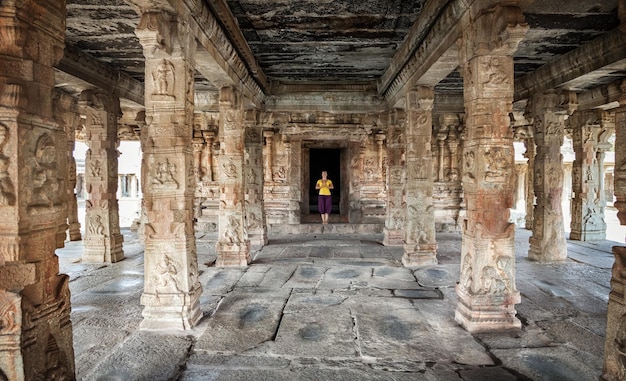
[58,223,623,381]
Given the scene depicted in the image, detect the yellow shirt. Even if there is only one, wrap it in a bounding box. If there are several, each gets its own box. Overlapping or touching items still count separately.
[316,179,333,195]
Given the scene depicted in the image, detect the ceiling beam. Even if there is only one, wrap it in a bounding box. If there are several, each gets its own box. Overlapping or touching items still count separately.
[514,28,626,102]
[56,45,145,106]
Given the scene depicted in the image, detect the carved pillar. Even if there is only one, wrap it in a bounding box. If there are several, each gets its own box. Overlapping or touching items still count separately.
[55,92,82,242]
[569,110,612,241]
[202,130,215,182]
[135,11,202,330]
[375,132,386,180]
[402,87,437,266]
[526,92,569,260]
[455,4,527,332]
[523,134,535,230]
[80,90,124,263]
[603,82,626,381]
[263,130,274,183]
[437,127,447,182]
[192,136,204,182]
[245,121,267,250]
[384,112,406,246]
[216,87,250,266]
[0,0,75,379]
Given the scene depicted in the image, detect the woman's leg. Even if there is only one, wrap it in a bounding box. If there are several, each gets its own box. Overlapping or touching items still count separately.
[318,196,325,223]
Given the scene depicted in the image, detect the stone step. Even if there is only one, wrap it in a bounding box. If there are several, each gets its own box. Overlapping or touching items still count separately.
[268,223,383,235]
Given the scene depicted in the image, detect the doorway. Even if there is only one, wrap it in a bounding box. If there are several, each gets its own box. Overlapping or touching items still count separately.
[309,148,341,214]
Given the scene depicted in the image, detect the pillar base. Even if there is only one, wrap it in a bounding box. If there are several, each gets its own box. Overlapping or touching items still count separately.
[248,233,268,251]
[216,242,250,266]
[383,228,404,246]
[82,233,125,263]
[402,243,438,267]
[140,283,203,331]
[528,235,567,262]
[569,229,606,241]
[455,285,521,333]
[68,222,82,241]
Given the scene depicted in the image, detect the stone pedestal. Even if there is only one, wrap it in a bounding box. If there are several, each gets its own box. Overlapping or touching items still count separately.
[0,0,75,378]
[569,110,612,241]
[216,87,250,266]
[527,91,569,261]
[402,87,437,266]
[136,11,202,330]
[455,4,527,332]
[80,89,124,263]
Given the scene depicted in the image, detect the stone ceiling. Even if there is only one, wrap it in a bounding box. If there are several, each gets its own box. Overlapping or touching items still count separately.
[58,0,623,106]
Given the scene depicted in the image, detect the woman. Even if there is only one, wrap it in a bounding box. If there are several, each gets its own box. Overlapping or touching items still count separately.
[315,170,334,224]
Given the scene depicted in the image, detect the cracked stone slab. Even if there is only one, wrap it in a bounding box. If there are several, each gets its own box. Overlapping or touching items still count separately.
[282,265,328,289]
[195,288,292,353]
[413,264,459,288]
[491,346,603,380]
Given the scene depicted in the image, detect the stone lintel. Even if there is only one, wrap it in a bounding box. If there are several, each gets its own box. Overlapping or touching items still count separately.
[57,45,144,106]
[264,92,388,114]
[515,29,626,102]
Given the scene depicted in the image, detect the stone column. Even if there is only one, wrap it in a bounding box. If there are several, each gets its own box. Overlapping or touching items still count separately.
[526,91,569,261]
[383,112,406,246]
[455,4,527,332]
[245,123,268,249]
[0,0,75,379]
[54,92,82,241]
[192,136,204,183]
[523,134,535,230]
[603,84,626,381]
[263,130,274,183]
[569,110,612,241]
[375,132,386,180]
[216,87,250,266]
[80,89,124,263]
[202,131,215,182]
[402,87,437,266]
[135,11,202,330]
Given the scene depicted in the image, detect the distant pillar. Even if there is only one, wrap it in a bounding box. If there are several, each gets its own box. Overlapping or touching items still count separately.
[523,134,535,230]
[245,121,268,249]
[383,112,406,246]
[527,91,570,261]
[402,87,437,266]
[79,90,125,263]
[455,4,527,332]
[263,130,274,183]
[569,110,612,241]
[216,87,250,266]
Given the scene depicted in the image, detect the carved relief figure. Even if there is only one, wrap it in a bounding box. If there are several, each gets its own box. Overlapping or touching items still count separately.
[484,148,510,181]
[482,57,508,87]
[153,159,179,187]
[88,215,105,236]
[152,59,175,96]
[223,159,238,179]
[30,134,61,207]
[155,255,182,293]
[0,125,14,206]
[247,212,261,229]
[225,215,242,244]
[273,166,286,182]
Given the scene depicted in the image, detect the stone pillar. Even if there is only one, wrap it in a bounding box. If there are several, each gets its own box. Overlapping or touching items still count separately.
[455,4,527,332]
[54,92,82,241]
[245,121,267,249]
[375,132,386,180]
[402,87,437,266]
[135,11,202,330]
[202,131,215,182]
[80,90,124,263]
[216,87,250,266]
[383,112,406,246]
[0,0,75,379]
[526,91,570,261]
[523,134,535,230]
[569,110,612,241]
[603,84,626,381]
[263,130,274,183]
[192,136,204,183]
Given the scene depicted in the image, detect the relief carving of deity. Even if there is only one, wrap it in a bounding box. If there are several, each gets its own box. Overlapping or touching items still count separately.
[152,59,175,99]
[152,159,179,188]
[481,57,509,88]
[484,148,510,182]
[224,215,242,244]
[223,159,238,179]
[30,134,61,208]
[88,214,105,236]
[154,255,182,293]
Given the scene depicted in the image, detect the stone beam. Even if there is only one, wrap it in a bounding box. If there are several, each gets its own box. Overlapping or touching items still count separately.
[514,28,626,102]
[172,0,267,107]
[56,45,144,106]
[265,84,388,113]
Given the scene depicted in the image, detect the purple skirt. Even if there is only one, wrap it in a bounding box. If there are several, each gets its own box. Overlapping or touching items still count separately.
[318,195,332,214]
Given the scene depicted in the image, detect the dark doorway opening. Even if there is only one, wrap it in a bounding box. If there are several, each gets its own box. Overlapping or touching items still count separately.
[309,148,341,214]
